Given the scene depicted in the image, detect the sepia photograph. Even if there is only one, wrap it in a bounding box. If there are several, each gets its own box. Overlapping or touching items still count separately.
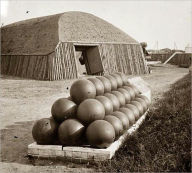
[0,0,191,172]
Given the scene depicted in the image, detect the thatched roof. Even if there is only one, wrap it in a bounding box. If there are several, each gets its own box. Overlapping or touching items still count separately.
[58,12,138,44]
[1,11,138,55]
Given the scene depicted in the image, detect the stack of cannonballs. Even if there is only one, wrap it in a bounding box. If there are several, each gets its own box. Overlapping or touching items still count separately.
[32,72,151,149]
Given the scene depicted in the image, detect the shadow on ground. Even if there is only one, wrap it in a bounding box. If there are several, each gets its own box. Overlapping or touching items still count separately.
[0,121,35,165]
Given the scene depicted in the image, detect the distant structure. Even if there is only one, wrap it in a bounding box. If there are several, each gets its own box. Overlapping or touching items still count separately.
[159,48,172,54]
[1,12,148,80]
[185,46,192,53]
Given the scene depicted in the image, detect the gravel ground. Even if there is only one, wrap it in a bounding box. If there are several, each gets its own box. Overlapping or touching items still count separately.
[0,64,189,173]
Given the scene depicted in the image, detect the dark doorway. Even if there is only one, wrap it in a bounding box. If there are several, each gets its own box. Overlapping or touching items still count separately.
[75,45,103,76]
[75,50,86,76]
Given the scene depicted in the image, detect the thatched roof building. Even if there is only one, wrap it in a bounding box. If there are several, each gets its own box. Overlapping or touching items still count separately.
[1,11,148,80]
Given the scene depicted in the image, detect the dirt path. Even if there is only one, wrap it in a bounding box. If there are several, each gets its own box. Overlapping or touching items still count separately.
[0,64,189,173]
[142,64,189,103]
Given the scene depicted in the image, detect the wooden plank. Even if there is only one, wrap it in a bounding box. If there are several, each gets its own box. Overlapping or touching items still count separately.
[136,45,144,74]
[7,56,13,75]
[41,56,47,80]
[12,55,17,76]
[47,53,54,80]
[127,45,134,74]
[1,56,5,73]
[71,43,78,79]
[61,43,68,79]
[33,56,41,79]
[26,56,33,78]
[22,56,29,77]
[15,56,21,76]
[124,44,133,74]
[37,56,44,80]
[25,56,31,78]
[58,45,64,80]
[72,43,79,79]
[59,43,66,79]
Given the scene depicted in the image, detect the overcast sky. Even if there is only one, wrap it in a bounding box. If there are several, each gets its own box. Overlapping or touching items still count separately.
[1,0,191,50]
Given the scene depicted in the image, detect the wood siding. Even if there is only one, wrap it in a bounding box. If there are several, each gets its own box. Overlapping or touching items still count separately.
[99,43,148,75]
[1,54,49,80]
[150,53,192,66]
[1,42,148,80]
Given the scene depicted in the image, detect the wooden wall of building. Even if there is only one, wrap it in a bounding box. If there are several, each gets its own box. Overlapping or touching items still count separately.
[1,42,148,80]
[1,54,49,80]
[169,53,191,66]
[150,53,191,66]
[50,42,78,80]
[150,53,172,63]
[99,43,148,75]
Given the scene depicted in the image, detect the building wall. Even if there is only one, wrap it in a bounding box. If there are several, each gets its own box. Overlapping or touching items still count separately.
[1,54,49,80]
[150,53,191,67]
[1,42,148,80]
[150,53,171,63]
[99,43,148,75]
[169,53,192,66]
[50,42,148,80]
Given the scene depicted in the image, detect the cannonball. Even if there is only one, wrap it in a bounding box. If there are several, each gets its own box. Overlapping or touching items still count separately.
[104,74,118,90]
[111,111,129,130]
[104,93,120,111]
[32,118,58,145]
[117,88,131,103]
[77,99,105,124]
[111,73,123,87]
[86,120,115,148]
[70,79,96,104]
[124,104,140,120]
[119,107,135,126]
[96,95,113,115]
[58,119,85,145]
[51,98,77,122]
[111,90,126,106]
[104,115,124,137]
[96,76,112,93]
[87,77,104,96]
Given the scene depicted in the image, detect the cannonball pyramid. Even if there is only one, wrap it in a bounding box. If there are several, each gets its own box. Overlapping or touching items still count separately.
[32,72,151,149]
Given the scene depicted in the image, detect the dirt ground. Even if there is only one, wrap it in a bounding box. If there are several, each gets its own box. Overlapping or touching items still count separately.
[0,64,189,173]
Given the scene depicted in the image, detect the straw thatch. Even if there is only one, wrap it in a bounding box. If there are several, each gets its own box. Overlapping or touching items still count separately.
[1,11,148,80]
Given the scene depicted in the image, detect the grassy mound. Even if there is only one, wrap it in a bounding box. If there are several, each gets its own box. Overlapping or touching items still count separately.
[98,74,191,172]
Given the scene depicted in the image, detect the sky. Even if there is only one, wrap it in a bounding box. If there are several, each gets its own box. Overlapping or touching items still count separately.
[1,0,192,50]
